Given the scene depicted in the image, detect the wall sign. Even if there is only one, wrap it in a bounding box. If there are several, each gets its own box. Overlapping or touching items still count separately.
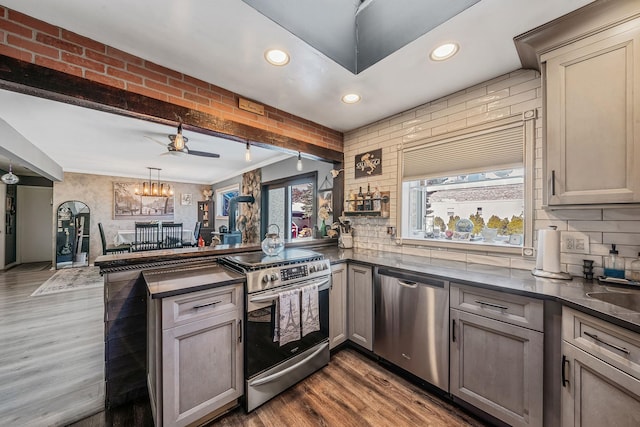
[354,148,382,178]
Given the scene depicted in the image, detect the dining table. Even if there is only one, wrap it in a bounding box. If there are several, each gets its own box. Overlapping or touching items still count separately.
[114,229,195,246]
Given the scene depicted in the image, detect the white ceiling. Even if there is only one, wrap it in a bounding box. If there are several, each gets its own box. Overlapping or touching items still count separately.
[0,0,594,183]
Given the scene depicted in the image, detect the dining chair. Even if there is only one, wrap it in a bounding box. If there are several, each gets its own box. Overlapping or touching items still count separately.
[98,222,131,255]
[183,221,201,247]
[132,222,160,251]
[161,223,184,249]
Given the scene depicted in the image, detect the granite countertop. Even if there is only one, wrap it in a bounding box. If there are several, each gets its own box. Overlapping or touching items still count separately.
[143,264,245,299]
[314,247,640,333]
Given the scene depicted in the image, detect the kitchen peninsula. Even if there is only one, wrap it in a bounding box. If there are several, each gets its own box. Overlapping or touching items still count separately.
[96,240,640,427]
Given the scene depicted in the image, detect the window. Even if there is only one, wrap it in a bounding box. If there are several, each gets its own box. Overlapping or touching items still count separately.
[215,184,239,218]
[399,117,534,251]
[262,172,317,240]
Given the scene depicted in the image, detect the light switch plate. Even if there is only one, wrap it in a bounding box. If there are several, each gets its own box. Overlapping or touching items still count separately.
[562,231,589,254]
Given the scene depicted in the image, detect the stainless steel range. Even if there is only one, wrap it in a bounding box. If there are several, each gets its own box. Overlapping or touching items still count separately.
[220,248,331,412]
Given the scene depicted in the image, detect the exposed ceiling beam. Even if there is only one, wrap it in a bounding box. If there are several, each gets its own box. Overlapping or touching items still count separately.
[0,55,343,163]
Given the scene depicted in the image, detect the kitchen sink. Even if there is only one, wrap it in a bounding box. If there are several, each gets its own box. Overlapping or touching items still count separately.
[586,291,640,312]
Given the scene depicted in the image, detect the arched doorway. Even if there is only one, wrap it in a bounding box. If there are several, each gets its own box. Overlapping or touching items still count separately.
[56,200,90,269]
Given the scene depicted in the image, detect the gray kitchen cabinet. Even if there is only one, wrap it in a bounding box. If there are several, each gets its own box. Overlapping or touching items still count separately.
[542,16,640,206]
[329,263,347,349]
[148,283,243,427]
[561,307,640,426]
[450,284,544,427]
[348,263,373,351]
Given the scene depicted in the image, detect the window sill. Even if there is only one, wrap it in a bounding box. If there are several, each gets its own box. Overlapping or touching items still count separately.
[400,236,524,256]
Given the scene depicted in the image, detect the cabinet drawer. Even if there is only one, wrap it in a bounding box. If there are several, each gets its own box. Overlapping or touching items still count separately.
[162,284,242,329]
[450,284,544,332]
[562,306,640,380]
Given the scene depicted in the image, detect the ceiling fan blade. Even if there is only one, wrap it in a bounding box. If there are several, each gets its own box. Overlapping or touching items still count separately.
[144,135,169,147]
[188,150,221,158]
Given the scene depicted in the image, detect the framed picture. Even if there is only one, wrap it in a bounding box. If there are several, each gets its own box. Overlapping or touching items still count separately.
[181,193,193,206]
[355,148,382,178]
[215,184,240,218]
[113,182,174,220]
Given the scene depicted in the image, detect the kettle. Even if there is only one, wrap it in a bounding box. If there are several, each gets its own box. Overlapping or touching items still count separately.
[261,224,285,256]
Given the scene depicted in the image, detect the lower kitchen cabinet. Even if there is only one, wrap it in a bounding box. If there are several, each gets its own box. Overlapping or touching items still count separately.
[561,307,640,427]
[348,263,373,351]
[329,263,347,349]
[148,284,243,427]
[450,301,544,427]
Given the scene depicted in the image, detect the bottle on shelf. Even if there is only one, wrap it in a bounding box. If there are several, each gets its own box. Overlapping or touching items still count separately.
[348,189,357,212]
[373,186,381,211]
[357,187,364,211]
[604,244,625,279]
[364,184,372,211]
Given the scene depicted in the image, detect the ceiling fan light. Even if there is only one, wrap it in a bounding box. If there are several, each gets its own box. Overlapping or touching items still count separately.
[1,164,19,184]
[173,123,186,151]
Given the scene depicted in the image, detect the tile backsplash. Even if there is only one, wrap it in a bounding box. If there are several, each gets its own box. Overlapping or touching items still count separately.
[342,69,640,277]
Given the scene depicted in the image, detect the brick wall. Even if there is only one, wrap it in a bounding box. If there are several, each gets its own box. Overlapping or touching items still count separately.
[343,69,640,277]
[0,6,342,151]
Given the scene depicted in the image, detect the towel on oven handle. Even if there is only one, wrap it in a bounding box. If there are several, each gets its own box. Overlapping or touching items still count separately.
[301,283,320,336]
[274,288,301,346]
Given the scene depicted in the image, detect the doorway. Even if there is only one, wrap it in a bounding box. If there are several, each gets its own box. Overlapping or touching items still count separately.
[55,200,90,269]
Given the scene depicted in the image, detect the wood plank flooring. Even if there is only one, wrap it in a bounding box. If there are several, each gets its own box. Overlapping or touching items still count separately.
[0,262,105,427]
[73,348,488,427]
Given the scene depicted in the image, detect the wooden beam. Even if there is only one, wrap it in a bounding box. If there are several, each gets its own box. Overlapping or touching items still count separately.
[0,55,343,162]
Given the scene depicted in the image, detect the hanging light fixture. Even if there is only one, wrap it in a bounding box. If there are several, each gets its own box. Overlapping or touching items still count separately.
[1,164,19,185]
[245,142,252,162]
[168,123,187,152]
[296,152,303,171]
[330,168,344,178]
[134,167,173,197]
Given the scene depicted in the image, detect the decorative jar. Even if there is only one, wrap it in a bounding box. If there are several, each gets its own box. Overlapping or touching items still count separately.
[261,224,284,256]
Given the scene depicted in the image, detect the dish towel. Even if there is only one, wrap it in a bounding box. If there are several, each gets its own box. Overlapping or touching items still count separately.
[275,289,301,346]
[301,283,320,337]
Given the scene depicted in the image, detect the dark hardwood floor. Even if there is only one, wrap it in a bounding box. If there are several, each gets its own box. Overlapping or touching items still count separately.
[72,348,488,427]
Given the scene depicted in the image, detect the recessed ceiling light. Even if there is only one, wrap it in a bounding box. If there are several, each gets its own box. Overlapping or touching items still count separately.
[342,93,361,104]
[430,42,459,61]
[264,49,290,66]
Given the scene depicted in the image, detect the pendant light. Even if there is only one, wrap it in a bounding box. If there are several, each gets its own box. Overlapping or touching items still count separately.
[1,164,19,185]
[296,152,303,171]
[245,142,251,162]
[169,123,187,151]
[135,167,173,197]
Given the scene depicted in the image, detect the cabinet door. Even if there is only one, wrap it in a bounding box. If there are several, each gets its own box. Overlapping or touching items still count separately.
[544,22,640,205]
[562,342,640,427]
[330,263,348,349]
[348,263,373,351]
[450,309,543,427]
[162,310,242,427]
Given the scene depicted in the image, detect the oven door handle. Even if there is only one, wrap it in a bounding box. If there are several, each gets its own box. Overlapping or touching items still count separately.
[248,342,329,387]
[249,277,330,303]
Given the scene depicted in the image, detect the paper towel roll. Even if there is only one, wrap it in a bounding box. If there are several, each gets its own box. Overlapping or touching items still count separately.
[536,228,561,273]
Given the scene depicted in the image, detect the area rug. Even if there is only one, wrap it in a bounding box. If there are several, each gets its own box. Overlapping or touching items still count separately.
[31,266,103,296]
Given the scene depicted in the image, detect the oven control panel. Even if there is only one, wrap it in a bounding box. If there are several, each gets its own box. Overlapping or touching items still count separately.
[247,259,332,293]
[280,265,308,281]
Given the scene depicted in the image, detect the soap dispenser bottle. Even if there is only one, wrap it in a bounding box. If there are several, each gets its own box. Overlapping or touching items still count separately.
[629,252,640,282]
[604,244,625,279]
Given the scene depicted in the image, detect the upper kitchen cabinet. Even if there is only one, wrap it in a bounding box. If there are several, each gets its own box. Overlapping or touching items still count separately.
[515,0,640,207]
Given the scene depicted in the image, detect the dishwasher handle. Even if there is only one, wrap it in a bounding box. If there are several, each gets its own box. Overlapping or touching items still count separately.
[378,268,445,288]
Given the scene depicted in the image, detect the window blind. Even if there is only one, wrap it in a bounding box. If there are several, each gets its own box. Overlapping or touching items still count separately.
[402,125,524,180]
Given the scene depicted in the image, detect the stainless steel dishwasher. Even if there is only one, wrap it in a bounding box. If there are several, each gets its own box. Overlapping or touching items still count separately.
[374,267,449,391]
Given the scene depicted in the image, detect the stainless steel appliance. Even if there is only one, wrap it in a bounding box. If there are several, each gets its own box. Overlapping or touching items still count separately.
[374,267,449,391]
[220,248,331,411]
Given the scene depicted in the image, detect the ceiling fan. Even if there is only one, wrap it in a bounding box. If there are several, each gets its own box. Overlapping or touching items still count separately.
[146,123,220,158]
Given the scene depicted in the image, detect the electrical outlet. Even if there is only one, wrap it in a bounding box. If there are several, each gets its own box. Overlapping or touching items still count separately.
[562,232,589,254]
